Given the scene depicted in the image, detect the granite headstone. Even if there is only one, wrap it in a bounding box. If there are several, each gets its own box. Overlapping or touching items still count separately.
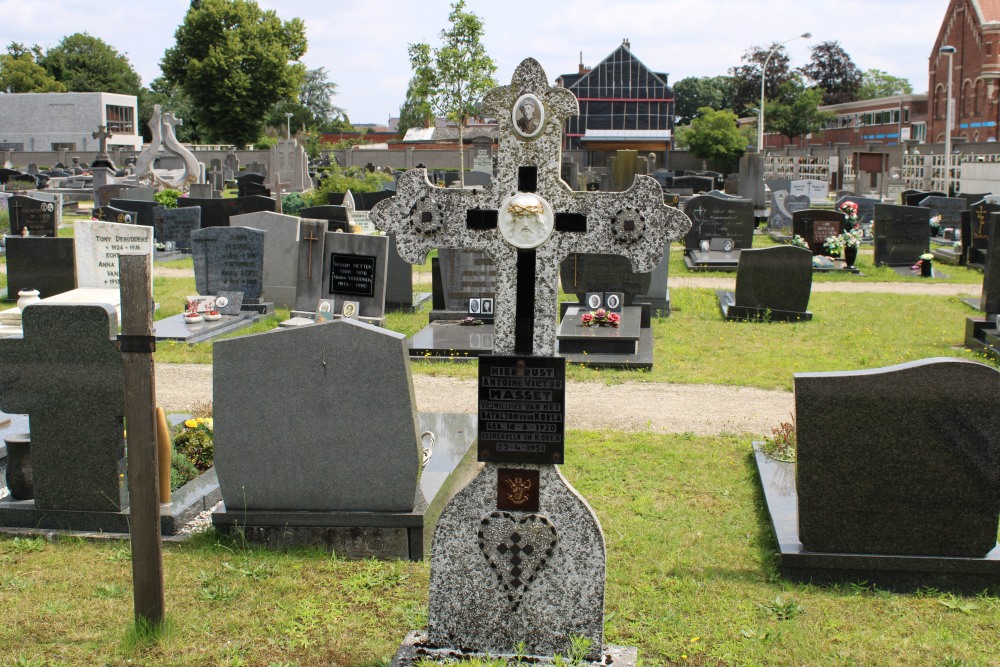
[231,210,301,309]
[191,226,265,302]
[873,204,930,266]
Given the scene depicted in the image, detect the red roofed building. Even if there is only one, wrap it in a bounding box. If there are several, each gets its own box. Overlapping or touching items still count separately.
[929,0,1000,143]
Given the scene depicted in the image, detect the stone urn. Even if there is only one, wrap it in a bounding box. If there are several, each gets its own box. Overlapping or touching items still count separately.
[844,246,858,267]
[16,289,41,311]
[3,433,33,500]
[921,259,933,277]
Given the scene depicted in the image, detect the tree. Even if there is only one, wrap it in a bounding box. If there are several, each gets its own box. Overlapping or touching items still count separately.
[264,68,346,134]
[800,40,861,105]
[0,42,64,93]
[764,75,835,144]
[138,77,204,143]
[398,44,435,137]
[408,1,497,186]
[161,0,307,147]
[858,69,914,100]
[39,33,141,95]
[673,76,734,125]
[728,44,795,116]
[682,107,747,167]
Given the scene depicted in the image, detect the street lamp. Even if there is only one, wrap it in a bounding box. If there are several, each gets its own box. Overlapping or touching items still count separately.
[758,32,812,152]
[939,45,956,193]
[285,112,294,139]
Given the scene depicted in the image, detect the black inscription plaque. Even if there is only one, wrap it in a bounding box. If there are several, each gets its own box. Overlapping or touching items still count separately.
[478,356,565,465]
[329,253,376,297]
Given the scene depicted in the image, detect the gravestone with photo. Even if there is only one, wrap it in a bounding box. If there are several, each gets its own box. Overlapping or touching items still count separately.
[0,303,219,533]
[210,319,478,558]
[231,210,301,309]
[374,58,688,665]
[873,204,930,266]
[109,198,164,228]
[716,245,813,321]
[92,205,136,225]
[191,226,266,308]
[683,193,754,270]
[8,195,57,237]
[757,358,1000,592]
[321,232,389,322]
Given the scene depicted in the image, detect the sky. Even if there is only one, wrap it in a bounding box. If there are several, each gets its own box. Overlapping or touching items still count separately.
[1,0,948,125]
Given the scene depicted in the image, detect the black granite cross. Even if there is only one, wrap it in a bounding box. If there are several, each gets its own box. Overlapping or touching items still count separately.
[0,304,125,512]
[371,58,690,357]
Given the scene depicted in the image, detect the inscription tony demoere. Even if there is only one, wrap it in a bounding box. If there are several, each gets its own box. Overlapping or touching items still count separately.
[478,356,565,464]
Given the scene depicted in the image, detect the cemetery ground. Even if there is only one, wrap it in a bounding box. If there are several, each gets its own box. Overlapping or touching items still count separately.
[2,217,1000,666]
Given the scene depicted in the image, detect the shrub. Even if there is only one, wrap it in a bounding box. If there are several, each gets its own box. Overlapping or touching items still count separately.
[154,189,182,209]
[282,192,307,216]
[173,417,214,472]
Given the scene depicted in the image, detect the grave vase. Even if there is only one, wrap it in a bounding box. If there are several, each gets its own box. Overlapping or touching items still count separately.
[844,246,858,267]
[3,433,33,500]
[16,289,41,310]
[921,259,933,278]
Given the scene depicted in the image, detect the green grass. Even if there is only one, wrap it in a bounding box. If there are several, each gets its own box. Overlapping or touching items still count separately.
[0,431,996,666]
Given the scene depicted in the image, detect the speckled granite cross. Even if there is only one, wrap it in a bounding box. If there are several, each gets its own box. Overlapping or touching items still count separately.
[371,58,690,357]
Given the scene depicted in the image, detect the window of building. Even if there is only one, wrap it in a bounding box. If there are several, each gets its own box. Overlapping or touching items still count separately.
[911,123,926,142]
[105,105,134,134]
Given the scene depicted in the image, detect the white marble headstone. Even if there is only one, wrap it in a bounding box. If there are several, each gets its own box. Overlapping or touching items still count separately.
[74,219,153,290]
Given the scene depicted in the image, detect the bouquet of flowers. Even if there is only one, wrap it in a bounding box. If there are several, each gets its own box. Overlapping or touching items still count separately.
[838,201,860,230]
[841,228,863,248]
[823,235,845,255]
[929,215,942,236]
[581,308,621,328]
[790,235,810,250]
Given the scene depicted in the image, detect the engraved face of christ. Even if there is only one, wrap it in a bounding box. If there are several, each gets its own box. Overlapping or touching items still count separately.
[499,193,554,249]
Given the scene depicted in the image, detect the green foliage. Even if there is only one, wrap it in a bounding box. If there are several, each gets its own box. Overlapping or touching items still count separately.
[859,68,914,100]
[0,42,65,93]
[408,1,497,182]
[398,64,435,136]
[307,164,392,205]
[765,75,835,143]
[154,189,182,209]
[683,107,747,166]
[265,67,346,134]
[800,40,861,105]
[673,75,735,125]
[161,0,308,147]
[281,192,307,215]
[173,417,214,472]
[138,77,204,143]
[171,449,200,491]
[39,33,142,95]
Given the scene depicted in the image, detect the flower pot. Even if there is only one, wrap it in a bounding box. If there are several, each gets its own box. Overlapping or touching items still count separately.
[17,289,41,311]
[4,433,33,500]
[844,246,858,267]
[921,260,933,278]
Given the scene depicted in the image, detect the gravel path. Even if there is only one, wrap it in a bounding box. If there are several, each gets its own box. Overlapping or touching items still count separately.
[156,363,792,436]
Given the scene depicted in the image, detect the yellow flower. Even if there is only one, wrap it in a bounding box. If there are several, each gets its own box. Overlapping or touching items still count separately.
[184,419,198,428]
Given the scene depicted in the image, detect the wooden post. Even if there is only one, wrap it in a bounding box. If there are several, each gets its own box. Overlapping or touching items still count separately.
[119,254,165,626]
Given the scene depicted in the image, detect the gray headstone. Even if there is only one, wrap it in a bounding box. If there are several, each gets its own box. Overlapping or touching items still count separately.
[789,178,829,201]
[74,219,153,289]
[437,249,497,312]
[293,219,327,312]
[919,195,966,229]
[213,319,421,511]
[321,232,389,319]
[230,211,301,309]
[94,184,133,208]
[835,195,878,225]
[738,153,765,207]
[189,183,214,199]
[154,206,202,252]
[192,226,265,302]
[796,358,1000,557]
[873,204,930,266]
[0,304,125,512]
[117,186,156,202]
[734,245,813,313]
[559,253,651,303]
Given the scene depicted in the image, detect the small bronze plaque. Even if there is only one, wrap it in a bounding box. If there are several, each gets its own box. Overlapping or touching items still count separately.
[497,468,540,512]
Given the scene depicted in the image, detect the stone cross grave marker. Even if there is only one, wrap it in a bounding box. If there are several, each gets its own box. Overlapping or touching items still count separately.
[0,304,125,512]
[269,172,290,214]
[374,58,690,664]
[371,58,689,357]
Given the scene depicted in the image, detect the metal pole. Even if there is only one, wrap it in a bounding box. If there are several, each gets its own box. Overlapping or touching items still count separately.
[940,45,956,194]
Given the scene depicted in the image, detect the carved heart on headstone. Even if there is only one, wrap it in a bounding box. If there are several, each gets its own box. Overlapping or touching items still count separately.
[478,511,558,611]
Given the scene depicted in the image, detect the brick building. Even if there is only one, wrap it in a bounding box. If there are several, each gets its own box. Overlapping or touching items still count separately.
[929,0,1000,143]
